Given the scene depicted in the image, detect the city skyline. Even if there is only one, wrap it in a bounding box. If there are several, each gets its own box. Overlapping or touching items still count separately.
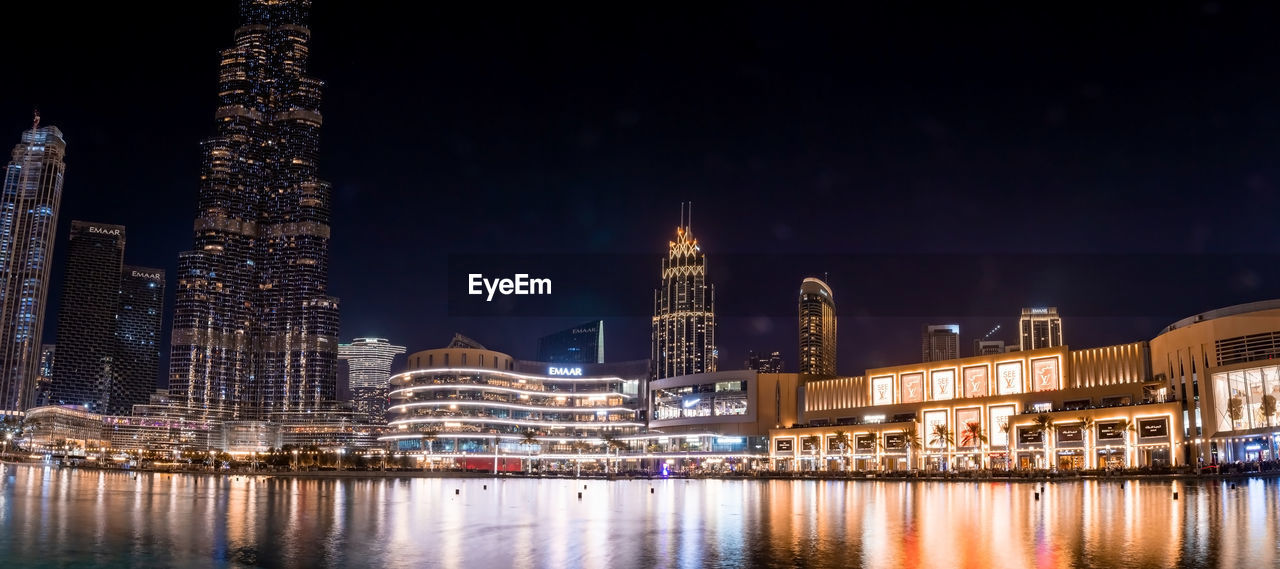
[2,3,1279,385]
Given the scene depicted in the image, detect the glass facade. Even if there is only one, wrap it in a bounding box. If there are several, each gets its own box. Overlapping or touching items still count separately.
[0,124,65,417]
[1212,364,1280,433]
[50,222,126,413]
[169,0,339,419]
[536,320,604,364]
[799,278,836,375]
[652,380,749,420]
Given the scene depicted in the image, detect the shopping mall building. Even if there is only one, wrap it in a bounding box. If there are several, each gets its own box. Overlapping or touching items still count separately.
[769,300,1280,471]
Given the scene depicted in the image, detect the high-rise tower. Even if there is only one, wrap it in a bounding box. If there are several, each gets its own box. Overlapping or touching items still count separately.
[169,0,339,419]
[51,221,125,412]
[798,277,837,375]
[0,119,65,417]
[1019,307,1063,351]
[922,324,961,362]
[115,266,164,415]
[650,204,716,379]
[337,338,405,423]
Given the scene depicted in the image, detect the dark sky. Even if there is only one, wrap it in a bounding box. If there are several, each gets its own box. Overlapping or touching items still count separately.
[4,2,1280,382]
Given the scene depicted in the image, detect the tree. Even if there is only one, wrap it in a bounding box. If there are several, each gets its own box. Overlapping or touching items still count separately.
[1076,416,1096,470]
[901,425,923,472]
[929,424,954,471]
[1113,419,1136,468]
[423,428,440,455]
[802,435,822,471]
[601,433,627,474]
[1032,414,1055,470]
[961,421,988,469]
[831,430,851,471]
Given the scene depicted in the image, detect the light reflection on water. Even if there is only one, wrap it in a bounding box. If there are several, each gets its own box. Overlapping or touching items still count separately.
[0,463,1275,568]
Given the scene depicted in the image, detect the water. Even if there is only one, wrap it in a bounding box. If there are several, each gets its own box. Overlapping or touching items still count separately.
[0,463,1274,568]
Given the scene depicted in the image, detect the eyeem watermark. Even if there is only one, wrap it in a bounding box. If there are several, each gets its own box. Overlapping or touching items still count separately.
[468,273,552,302]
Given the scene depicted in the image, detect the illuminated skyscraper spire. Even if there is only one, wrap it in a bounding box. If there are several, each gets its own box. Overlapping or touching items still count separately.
[651,202,717,379]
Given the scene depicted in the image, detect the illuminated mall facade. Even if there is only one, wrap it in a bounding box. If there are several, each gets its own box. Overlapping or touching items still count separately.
[770,300,1280,471]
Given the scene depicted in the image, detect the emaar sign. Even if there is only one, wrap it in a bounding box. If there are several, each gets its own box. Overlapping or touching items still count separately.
[548,366,583,376]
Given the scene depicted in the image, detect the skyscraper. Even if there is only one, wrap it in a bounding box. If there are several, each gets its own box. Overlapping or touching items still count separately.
[798,277,837,375]
[51,223,166,416]
[651,205,716,379]
[34,344,54,407]
[169,0,339,419]
[745,350,785,373]
[115,266,164,415]
[922,324,960,362]
[537,320,604,363]
[1020,307,1064,351]
[51,221,125,412]
[0,119,65,417]
[337,338,405,423]
[973,339,1009,356]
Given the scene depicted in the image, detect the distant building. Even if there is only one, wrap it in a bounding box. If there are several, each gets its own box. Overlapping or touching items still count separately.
[651,205,716,379]
[1020,307,1063,351]
[35,345,55,407]
[0,120,65,417]
[337,338,406,423]
[922,324,960,362]
[798,278,837,375]
[973,339,1008,357]
[746,351,785,373]
[537,320,604,364]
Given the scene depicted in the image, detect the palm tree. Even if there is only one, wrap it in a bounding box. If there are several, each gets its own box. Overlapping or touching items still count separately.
[601,433,628,474]
[1032,414,1054,470]
[831,430,851,471]
[1076,416,1096,470]
[802,435,821,471]
[1113,419,1136,469]
[929,424,954,471]
[961,421,988,470]
[570,440,592,477]
[423,428,440,455]
[901,425,923,472]
[520,430,540,473]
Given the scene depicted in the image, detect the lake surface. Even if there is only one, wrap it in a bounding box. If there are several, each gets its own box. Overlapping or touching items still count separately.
[0,463,1274,568]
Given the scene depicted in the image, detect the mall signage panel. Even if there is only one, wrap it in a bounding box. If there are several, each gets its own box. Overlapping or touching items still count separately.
[1031,357,1061,392]
[963,365,989,398]
[931,369,956,401]
[996,361,1024,395]
[871,375,894,405]
[901,372,924,403]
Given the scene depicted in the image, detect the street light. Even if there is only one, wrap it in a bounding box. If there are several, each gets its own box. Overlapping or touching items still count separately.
[3,431,11,457]
[337,448,345,471]
[292,449,299,472]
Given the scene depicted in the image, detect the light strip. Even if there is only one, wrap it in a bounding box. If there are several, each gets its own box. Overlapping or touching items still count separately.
[389,384,627,399]
[388,417,645,429]
[389,400,635,414]
[392,367,630,383]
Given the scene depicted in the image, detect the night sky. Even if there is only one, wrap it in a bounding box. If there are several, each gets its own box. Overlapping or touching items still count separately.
[4,2,1280,383]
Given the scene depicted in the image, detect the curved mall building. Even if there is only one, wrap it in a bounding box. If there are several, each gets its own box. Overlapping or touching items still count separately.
[380,340,646,461]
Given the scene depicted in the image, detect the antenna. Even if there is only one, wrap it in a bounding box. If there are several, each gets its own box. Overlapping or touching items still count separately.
[687,201,692,231]
[679,201,685,229]
[31,109,40,131]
